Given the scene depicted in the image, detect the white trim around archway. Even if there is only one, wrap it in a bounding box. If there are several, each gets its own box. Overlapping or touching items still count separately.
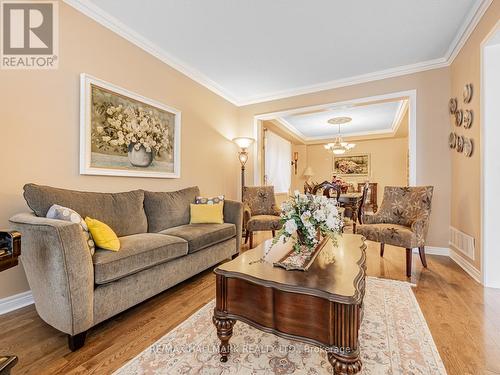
[480,20,500,288]
[252,89,418,188]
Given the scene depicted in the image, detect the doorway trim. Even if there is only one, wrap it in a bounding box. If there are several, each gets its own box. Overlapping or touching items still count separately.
[252,90,418,187]
[480,19,500,288]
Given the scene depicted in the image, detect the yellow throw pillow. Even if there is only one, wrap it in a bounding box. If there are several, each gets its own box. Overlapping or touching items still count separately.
[85,217,120,251]
[190,203,224,224]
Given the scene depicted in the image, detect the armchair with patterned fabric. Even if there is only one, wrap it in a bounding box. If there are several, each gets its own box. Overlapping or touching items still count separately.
[356,186,434,277]
[242,186,282,249]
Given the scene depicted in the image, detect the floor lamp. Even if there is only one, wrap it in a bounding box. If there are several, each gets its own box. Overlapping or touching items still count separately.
[232,137,255,201]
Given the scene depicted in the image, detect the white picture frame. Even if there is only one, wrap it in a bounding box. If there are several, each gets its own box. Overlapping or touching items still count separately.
[80,73,181,178]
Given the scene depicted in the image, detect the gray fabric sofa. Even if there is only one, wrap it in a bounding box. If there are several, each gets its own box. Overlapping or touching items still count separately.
[9,184,242,350]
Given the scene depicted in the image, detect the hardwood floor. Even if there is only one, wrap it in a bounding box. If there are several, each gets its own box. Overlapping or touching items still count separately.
[2,232,500,375]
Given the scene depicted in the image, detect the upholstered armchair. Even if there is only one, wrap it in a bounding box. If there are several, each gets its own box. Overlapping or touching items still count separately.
[356,186,434,277]
[242,186,282,249]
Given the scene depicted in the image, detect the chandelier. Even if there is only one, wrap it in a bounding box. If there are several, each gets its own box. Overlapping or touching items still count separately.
[324,117,355,155]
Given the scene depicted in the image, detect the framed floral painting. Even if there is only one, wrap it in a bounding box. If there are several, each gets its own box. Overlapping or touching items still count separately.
[80,74,181,178]
[333,154,370,176]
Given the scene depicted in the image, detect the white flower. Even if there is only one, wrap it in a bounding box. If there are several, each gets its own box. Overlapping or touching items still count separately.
[326,214,339,230]
[313,209,326,222]
[284,219,297,235]
[300,211,311,224]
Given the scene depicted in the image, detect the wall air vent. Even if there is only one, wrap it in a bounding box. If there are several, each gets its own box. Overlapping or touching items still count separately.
[449,227,475,260]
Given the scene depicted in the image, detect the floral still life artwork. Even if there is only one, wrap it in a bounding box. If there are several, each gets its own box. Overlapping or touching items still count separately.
[80,74,181,178]
[270,192,343,270]
[334,154,370,176]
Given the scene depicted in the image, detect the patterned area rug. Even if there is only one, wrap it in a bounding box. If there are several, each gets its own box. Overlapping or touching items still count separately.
[115,277,446,374]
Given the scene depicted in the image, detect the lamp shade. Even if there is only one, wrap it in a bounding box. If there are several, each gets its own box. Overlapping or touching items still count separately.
[232,137,255,149]
[303,166,314,177]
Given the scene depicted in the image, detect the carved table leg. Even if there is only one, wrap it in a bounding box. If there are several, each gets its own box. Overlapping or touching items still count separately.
[328,351,362,375]
[212,315,235,362]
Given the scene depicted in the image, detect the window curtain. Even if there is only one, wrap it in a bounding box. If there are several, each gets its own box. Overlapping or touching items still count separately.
[264,130,291,194]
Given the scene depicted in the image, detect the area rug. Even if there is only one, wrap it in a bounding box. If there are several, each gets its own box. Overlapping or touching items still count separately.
[115,277,447,374]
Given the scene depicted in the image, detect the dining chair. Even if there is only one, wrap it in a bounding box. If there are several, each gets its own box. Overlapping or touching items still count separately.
[343,181,370,233]
[311,181,341,201]
[356,186,434,277]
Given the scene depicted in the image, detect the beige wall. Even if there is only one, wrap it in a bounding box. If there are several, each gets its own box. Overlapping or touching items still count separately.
[449,2,500,272]
[0,4,241,299]
[239,68,451,248]
[306,137,408,208]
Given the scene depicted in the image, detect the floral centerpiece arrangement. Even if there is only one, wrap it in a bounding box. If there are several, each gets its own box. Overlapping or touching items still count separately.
[268,192,343,270]
[92,103,171,167]
[332,176,350,193]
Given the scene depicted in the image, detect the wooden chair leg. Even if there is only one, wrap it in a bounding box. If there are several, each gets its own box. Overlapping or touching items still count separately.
[418,246,428,268]
[272,230,276,237]
[380,243,385,257]
[244,230,249,244]
[406,248,412,278]
[353,222,356,234]
[249,231,254,249]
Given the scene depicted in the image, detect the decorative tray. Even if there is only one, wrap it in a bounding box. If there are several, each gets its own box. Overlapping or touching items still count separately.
[273,236,330,271]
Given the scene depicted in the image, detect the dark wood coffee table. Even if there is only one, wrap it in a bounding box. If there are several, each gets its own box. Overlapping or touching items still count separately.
[213,234,366,374]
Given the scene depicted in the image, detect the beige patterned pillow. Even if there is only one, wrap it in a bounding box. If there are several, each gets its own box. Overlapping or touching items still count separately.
[195,195,224,205]
[46,204,95,255]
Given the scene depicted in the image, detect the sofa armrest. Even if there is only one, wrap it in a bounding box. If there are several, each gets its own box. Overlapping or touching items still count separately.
[243,204,252,228]
[9,213,94,335]
[223,200,243,254]
[271,204,281,217]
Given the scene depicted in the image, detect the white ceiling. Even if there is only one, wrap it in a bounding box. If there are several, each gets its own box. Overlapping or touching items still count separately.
[280,101,405,140]
[67,0,489,105]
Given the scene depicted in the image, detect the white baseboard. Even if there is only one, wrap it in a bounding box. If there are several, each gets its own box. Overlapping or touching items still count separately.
[449,250,481,283]
[412,246,450,256]
[0,291,34,315]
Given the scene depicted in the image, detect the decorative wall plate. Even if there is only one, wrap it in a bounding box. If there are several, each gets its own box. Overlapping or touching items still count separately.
[463,109,473,128]
[448,132,457,149]
[463,138,473,157]
[463,83,473,103]
[449,98,458,114]
[455,109,463,127]
[456,135,464,153]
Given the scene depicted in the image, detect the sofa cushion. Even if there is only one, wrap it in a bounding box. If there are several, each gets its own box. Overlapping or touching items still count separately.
[93,233,188,284]
[23,184,147,237]
[144,187,200,232]
[160,223,236,253]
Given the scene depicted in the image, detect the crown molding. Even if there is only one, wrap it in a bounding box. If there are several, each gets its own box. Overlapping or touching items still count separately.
[237,58,448,106]
[391,99,409,133]
[445,0,493,64]
[63,0,240,105]
[64,0,492,107]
